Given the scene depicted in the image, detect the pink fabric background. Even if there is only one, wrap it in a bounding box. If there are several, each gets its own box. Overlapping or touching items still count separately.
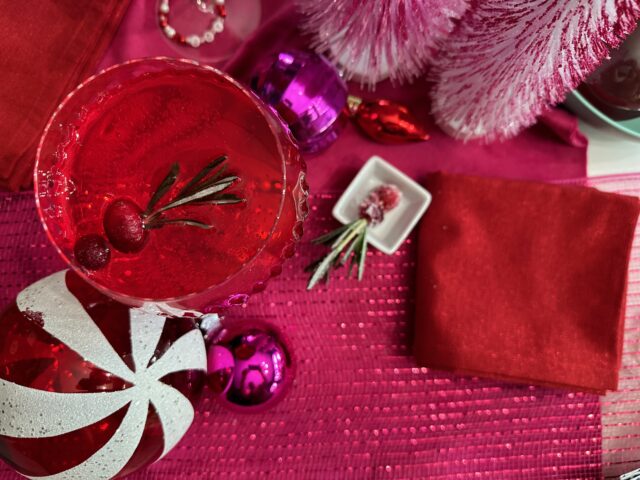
[0,0,612,478]
[0,191,601,479]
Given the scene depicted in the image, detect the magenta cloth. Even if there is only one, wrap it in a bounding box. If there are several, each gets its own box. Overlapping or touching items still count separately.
[99,1,587,192]
[0,191,601,479]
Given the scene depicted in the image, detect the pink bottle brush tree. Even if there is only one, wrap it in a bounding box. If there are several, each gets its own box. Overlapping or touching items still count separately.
[295,0,469,86]
[296,0,640,141]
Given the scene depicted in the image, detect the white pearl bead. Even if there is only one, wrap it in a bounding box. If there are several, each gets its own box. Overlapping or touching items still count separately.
[204,31,215,43]
[213,18,224,33]
[215,0,225,5]
[164,25,176,38]
[160,3,169,13]
[188,35,201,47]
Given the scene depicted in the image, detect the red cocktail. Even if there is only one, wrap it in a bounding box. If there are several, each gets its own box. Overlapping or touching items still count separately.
[36,58,307,313]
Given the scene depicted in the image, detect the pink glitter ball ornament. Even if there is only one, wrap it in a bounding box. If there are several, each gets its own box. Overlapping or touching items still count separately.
[207,323,293,410]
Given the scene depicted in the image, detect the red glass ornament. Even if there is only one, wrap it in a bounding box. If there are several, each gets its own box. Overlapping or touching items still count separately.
[0,270,206,479]
[349,97,430,144]
[215,4,227,17]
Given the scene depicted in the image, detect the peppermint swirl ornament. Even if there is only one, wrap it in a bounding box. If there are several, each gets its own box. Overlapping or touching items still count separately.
[0,270,207,479]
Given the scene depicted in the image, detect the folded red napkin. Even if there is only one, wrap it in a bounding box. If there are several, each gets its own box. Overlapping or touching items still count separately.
[0,0,130,191]
[414,172,640,393]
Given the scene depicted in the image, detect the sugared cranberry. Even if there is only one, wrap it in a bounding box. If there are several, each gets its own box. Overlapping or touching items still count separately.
[372,184,402,211]
[359,201,384,225]
[103,199,147,253]
[74,234,111,270]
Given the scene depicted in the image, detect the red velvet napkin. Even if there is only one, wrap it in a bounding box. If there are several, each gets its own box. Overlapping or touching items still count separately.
[0,0,130,191]
[414,172,640,393]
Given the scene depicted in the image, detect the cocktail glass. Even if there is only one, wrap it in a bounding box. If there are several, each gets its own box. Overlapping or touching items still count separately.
[35,58,308,315]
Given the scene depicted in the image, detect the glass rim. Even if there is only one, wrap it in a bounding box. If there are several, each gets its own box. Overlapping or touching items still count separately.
[34,56,295,307]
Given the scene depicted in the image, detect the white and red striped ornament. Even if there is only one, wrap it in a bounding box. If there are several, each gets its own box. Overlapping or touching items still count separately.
[0,270,207,479]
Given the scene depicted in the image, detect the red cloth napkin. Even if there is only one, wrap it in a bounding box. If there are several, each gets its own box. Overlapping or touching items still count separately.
[0,0,130,191]
[414,172,640,394]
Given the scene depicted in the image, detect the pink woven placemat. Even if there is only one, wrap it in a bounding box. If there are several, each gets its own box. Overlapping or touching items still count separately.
[582,175,640,479]
[0,187,610,479]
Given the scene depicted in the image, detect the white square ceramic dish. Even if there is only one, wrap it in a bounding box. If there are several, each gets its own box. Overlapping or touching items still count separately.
[331,156,432,254]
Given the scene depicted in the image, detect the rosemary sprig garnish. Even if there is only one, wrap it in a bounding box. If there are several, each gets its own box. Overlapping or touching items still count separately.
[145,218,213,230]
[306,184,403,290]
[177,155,226,198]
[307,218,368,290]
[144,162,179,216]
[143,156,244,229]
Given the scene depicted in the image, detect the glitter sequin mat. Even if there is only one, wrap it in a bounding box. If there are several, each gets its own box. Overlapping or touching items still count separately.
[5,177,640,479]
[586,175,640,479]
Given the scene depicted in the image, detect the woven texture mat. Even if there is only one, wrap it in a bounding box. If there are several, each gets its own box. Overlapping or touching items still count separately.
[590,176,640,479]
[5,178,640,478]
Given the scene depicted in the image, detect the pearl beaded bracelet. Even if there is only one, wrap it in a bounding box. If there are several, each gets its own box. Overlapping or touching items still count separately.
[158,0,226,48]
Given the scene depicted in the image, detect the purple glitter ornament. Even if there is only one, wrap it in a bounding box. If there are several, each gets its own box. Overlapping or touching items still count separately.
[207,324,293,410]
[251,50,348,153]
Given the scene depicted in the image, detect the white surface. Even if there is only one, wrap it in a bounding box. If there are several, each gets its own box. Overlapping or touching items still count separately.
[583,119,640,176]
[332,156,431,255]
